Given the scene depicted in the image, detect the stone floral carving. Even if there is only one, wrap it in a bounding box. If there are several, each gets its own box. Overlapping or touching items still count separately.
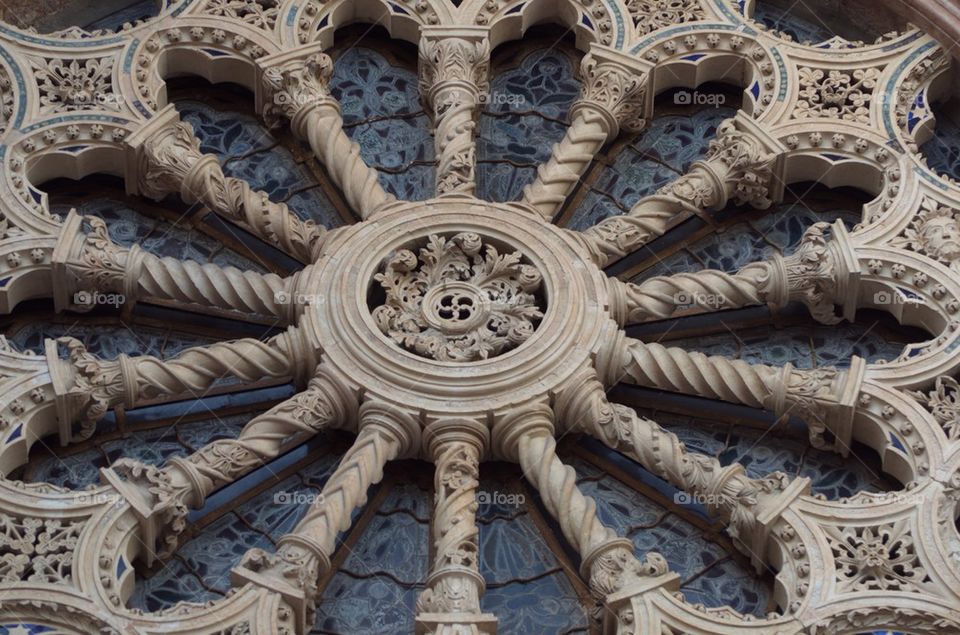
[793,66,881,123]
[202,0,280,31]
[0,514,83,584]
[34,56,118,113]
[825,520,931,593]
[372,233,544,362]
[893,198,960,269]
[625,0,705,36]
[911,375,960,440]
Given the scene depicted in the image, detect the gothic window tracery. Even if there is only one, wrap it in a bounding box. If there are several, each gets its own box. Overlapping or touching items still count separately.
[0,0,957,633]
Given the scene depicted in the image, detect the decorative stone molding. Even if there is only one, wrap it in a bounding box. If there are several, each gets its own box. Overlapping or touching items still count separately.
[793,66,883,124]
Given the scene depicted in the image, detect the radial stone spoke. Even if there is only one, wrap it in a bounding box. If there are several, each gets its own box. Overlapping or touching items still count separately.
[492,405,673,609]
[54,212,296,322]
[605,220,857,326]
[47,325,316,440]
[416,419,497,634]
[127,107,328,264]
[522,45,650,221]
[420,29,490,196]
[615,335,865,454]
[260,49,396,219]
[574,113,786,267]
[232,401,419,632]
[101,365,356,565]
[554,369,809,565]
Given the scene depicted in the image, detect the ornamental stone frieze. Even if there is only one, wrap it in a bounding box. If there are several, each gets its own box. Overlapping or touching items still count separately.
[0,2,956,634]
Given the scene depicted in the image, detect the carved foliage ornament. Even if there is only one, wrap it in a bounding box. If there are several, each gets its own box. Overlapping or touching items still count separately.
[575,54,648,133]
[625,0,705,36]
[202,0,280,31]
[794,66,882,124]
[825,520,932,593]
[372,233,544,362]
[261,53,336,126]
[34,56,119,114]
[418,38,490,100]
[0,513,83,584]
[911,375,960,441]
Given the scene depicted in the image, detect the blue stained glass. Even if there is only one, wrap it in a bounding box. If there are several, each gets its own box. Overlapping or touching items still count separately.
[477,50,581,201]
[752,3,834,44]
[330,48,435,201]
[921,109,960,182]
[9,321,222,358]
[572,455,770,616]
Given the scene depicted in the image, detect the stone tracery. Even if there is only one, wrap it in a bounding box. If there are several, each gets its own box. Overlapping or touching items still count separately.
[0,0,957,634]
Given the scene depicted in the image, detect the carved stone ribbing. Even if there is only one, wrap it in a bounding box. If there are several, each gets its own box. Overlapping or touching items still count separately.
[136,118,327,263]
[261,52,394,218]
[608,265,769,326]
[621,340,779,408]
[52,331,305,437]
[522,47,649,220]
[493,406,667,601]
[110,367,356,558]
[420,36,489,195]
[608,221,851,326]
[55,213,291,320]
[237,402,418,617]
[417,420,491,626]
[579,116,781,266]
[137,252,290,320]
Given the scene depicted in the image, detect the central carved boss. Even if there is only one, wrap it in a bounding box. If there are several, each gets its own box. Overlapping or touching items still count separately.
[371,232,545,362]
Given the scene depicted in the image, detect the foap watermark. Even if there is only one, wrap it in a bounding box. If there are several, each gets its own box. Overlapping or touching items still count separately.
[74,290,125,308]
[674,291,728,309]
[274,291,321,306]
[274,490,324,505]
[674,491,725,506]
[873,291,926,307]
[674,90,727,108]
[476,491,525,507]
[476,91,526,108]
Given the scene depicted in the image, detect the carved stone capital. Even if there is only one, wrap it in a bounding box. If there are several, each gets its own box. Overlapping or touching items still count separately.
[419,29,490,107]
[761,220,860,324]
[571,45,652,138]
[258,44,338,134]
[125,106,205,201]
[51,210,143,312]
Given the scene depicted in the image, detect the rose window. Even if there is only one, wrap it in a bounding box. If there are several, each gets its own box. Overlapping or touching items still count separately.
[0,1,957,634]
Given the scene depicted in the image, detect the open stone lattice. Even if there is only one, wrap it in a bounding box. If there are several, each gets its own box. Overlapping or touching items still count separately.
[0,0,958,634]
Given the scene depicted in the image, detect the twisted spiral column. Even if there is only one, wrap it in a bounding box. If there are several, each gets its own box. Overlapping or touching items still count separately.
[577,114,784,267]
[131,113,327,263]
[416,419,496,634]
[492,405,668,601]
[433,87,481,195]
[522,111,610,219]
[608,263,771,326]
[137,252,290,321]
[620,339,779,408]
[52,211,294,321]
[105,366,355,563]
[234,401,419,627]
[260,50,394,219]
[521,45,650,221]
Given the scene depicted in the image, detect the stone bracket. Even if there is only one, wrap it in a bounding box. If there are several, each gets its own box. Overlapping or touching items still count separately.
[232,564,310,634]
[747,475,811,573]
[100,466,163,567]
[416,613,498,635]
[601,572,681,634]
[731,110,789,204]
[254,42,326,116]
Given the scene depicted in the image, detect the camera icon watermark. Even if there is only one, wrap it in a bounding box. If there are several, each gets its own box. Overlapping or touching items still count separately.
[873,291,925,307]
[274,291,320,305]
[674,491,723,506]
[476,491,525,507]
[74,291,125,308]
[476,91,526,108]
[274,491,324,505]
[674,90,727,108]
[674,291,728,309]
